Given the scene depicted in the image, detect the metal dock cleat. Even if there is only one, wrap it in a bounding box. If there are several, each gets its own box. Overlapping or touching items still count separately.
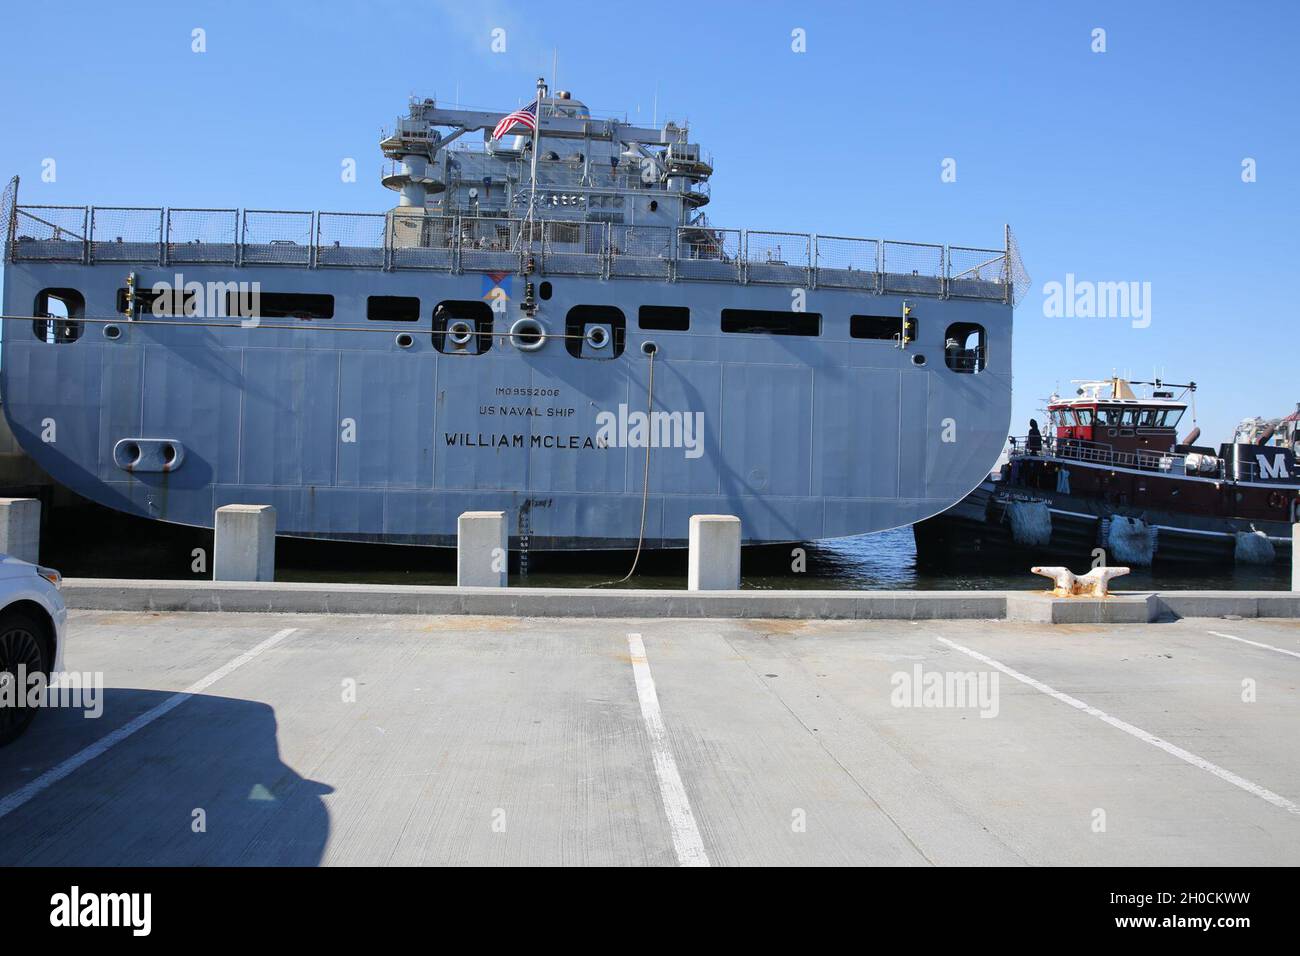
[1031,565,1131,598]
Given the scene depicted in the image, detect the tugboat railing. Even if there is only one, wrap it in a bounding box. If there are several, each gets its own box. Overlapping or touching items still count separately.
[6,201,1022,303]
[1010,435,1186,471]
[1007,436,1297,485]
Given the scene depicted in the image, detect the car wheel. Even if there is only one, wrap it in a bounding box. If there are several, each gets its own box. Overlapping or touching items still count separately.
[0,610,50,746]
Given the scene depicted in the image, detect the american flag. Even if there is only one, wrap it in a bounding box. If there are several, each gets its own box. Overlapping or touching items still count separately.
[492,100,538,140]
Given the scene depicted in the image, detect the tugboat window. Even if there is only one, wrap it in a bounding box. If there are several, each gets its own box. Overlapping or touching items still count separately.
[33,289,84,343]
[721,309,821,336]
[367,295,421,322]
[943,322,985,373]
[639,305,690,331]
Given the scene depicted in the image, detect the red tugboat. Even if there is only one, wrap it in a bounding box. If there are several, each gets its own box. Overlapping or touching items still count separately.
[913,377,1300,567]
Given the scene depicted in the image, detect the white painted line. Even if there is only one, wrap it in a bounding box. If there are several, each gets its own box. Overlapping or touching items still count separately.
[1207,630,1300,661]
[626,632,710,867]
[936,636,1300,817]
[0,627,299,821]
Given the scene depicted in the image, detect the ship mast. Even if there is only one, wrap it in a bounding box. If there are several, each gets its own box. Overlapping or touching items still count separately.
[524,76,547,243]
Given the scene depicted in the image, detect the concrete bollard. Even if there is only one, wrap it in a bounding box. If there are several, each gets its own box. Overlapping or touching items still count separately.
[458,511,507,587]
[214,505,276,582]
[1294,523,1299,592]
[688,514,741,590]
[0,497,41,564]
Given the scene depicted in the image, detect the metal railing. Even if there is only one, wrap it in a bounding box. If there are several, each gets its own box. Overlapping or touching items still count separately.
[1009,436,1198,475]
[7,201,1024,302]
[608,224,673,279]
[166,208,238,264]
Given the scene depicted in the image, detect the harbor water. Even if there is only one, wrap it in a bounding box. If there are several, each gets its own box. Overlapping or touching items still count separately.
[37,496,1293,591]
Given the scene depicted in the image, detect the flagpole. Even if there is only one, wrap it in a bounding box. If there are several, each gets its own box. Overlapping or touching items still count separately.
[525,75,545,248]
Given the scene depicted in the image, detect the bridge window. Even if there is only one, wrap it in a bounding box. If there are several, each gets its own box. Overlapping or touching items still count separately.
[367,296,420,322]
[639,305,690,331]
[33,289,84,343]
[850,314,908,342]
[721,309,820,336]
[943,322,985,373]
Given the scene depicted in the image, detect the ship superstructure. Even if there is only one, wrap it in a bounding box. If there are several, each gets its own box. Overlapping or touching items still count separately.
[1,82,1025,551]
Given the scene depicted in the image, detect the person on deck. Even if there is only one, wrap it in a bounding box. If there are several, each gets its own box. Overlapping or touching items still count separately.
[1026,418,1043,455]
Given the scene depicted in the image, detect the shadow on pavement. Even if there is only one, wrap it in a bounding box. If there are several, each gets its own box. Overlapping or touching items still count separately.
[0,688,331,866]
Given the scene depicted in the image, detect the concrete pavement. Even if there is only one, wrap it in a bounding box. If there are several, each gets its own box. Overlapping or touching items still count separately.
[1,611,1298,865]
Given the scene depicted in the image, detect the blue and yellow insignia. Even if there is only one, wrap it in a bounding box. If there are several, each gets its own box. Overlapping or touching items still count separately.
[482,272,512,303]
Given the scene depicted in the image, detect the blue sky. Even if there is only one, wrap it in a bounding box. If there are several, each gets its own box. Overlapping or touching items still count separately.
[2,0,1296,443]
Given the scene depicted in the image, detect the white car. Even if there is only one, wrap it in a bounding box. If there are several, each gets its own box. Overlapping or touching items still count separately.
[0,556,67,745]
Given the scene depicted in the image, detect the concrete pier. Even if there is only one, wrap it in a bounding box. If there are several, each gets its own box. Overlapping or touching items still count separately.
[57,580,1300,622]
[213,505,276,582]
[0,497,40,564]
[688,514,740,590]
[457,511,507,587]
[4,608,1299,866]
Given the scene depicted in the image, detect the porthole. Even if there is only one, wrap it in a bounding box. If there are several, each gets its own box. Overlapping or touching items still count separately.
[539,281,553,301]
[395,332,414,349]
[103,324,122,340]
[509,317,547,352]
[649,200,658,212]
[911,353,926,366]
[641,341,658,356]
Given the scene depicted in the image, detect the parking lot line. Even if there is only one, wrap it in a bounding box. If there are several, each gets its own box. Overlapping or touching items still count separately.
[1206,629,1300,661]
[0,627,298,821]
[627,632,710,867]
[936,636,1300,818]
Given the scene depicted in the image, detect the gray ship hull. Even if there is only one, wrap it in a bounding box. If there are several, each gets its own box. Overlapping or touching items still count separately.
[1,260,1012,550]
